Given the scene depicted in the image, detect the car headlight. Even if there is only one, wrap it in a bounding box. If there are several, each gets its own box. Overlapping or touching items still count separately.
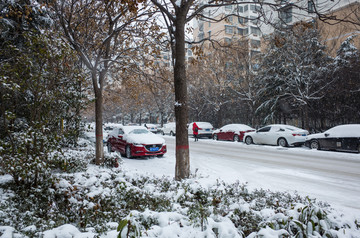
[132,143,143,146]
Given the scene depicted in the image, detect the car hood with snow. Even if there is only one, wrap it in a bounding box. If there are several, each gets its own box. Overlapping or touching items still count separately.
[124,133,165,145]
[123,126,165,145]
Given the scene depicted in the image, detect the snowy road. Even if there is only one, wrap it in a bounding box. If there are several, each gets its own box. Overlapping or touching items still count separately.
[122,136,360,216]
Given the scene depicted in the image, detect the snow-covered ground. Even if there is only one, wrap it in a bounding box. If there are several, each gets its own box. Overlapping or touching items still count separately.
[1,135,360,238]
[123,136,360,218]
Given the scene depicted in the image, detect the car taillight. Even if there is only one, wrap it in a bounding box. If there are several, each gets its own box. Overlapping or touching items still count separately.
[292,134,304,136]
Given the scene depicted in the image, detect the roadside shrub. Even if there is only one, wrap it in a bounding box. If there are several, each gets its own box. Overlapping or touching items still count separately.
[0,125,58,187]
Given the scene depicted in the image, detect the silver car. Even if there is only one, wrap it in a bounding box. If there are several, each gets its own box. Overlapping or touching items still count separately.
[161,122,176,136]
[244,124,308,147]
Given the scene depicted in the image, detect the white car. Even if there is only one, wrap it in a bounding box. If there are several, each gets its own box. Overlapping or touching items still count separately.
[188,122,214,139]
[244,124,309,147]
[143,123,159,134]
[161,122,176,136]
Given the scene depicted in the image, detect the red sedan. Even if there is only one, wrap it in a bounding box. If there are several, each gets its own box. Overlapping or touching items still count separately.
[107,126,167,158]
[212,124,255,142]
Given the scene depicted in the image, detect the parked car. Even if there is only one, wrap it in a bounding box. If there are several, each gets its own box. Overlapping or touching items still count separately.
[305,124,360,153]
[143,123,159,134]
[244,124,308,147]
[213,124,255,142]
[188,122,214,139]
[160,122,176,136]
[107,125,167,158]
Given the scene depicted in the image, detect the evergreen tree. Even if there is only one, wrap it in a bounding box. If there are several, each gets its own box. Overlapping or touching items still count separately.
[0,2,86,186]
[256,23,332,129]
[322,36,360,125]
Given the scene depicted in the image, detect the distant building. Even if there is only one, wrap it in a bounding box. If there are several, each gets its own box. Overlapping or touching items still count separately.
[275,0,360,55]
[193,2,263,57]
[193,0,359,56]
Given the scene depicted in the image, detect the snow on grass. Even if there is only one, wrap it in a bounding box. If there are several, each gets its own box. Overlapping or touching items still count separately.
[0,137,359,238]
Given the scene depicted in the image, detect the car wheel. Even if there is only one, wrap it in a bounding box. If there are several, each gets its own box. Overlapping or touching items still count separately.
[233,135,239,142]
[213,134,218,140]
[107,143,113,153]
[161,131,165,135]
[170,131,174,136]
[125,145,132,158]
[310,140,319,150]
[245,136,253,145]
[278,138,288,147]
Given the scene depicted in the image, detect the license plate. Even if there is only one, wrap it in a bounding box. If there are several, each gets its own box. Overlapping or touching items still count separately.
[336,142,341,147]
[206,129,210,131]
[150,147,159,152]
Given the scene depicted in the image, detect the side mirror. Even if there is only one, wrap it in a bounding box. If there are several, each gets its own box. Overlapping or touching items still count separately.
[325,133,329,137]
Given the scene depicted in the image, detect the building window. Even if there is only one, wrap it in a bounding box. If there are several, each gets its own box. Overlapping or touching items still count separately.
[198,32,204,41]
[250,5,261,13]
[199,23,204,32]
[225,25,233,34]
[228,16,233,23]
[250,26,261,36]
[188,50,192,56]
[237,6,243,13]
[308,0,315,13]
[279,6,292,23]
[224,38,231,45]
[208,31,211,39]
[225,5,232,11]
[244,5,248,12]
[251,39,261,48]
[250,16,259,24]
[238,28,248,36]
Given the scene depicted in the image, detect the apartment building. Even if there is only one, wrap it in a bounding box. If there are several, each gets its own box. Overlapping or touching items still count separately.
[277,0,359,55]
[193,2,263,57]
[193,0,359,55]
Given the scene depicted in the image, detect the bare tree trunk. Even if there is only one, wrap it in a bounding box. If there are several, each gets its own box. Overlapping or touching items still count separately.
[93,73,104,165]
[174,15,190,181]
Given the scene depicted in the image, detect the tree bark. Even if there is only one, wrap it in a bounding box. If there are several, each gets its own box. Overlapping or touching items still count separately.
[174,14,190,180]
[93,72,104,165]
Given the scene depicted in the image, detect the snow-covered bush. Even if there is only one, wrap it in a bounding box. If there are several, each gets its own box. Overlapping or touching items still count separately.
[0,125,57,186]
[0,146,358,237]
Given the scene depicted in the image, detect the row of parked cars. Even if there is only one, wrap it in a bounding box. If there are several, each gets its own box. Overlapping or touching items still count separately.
[104,122,360,158]
[160,122,360,153]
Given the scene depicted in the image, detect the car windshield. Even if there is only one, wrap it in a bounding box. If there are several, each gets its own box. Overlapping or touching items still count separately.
[129,129,150,135]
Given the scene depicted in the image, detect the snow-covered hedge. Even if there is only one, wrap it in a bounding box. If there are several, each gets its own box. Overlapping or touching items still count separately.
[0,143,359,237]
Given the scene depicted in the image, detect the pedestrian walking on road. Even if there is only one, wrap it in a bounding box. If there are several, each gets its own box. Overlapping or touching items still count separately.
[193,122,199,141]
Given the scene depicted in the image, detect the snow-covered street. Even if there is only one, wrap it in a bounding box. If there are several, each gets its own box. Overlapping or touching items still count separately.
[122,136,360,217]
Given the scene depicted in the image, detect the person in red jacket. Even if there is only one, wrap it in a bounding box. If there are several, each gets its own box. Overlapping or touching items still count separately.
[192,122,199,141]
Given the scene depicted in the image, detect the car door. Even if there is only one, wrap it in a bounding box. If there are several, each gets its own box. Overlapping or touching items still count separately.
[270,126,285,145]
[263,126,280,145]
[254,126,271,144]
[113,128,125,153]
[319,132,338,150]
[218,126,230,140]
